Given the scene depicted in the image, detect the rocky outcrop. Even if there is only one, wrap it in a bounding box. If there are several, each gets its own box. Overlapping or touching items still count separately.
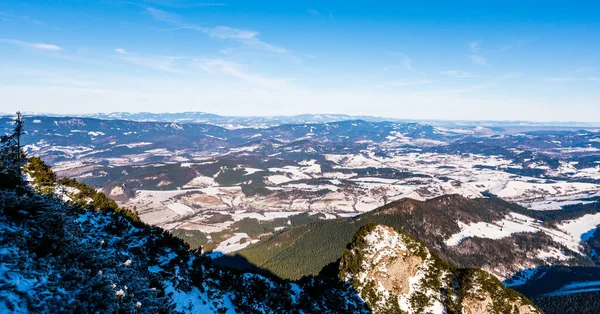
[340,224,541,314]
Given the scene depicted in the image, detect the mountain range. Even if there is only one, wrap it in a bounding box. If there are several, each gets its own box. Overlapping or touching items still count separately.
[2,113,600,313]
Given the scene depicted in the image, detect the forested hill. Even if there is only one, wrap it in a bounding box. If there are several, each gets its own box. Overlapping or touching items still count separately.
[233,195,593,281]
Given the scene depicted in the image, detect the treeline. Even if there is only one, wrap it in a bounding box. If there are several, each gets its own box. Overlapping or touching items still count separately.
[533,291,600,314]
[0,113,140,223]
[237,194,585,281]
[26,158,141,223]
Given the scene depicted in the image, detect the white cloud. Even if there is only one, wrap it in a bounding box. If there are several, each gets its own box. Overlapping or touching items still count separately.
[146,8,287,54]
[206,26,287,53]
[469,41,488,66]
[470,55,488,66]
[447,84,489,94]
[574,67,595,73]
[194,58,289,89]
[388,79,433,87]
[546,77,599,82]
[383,53,414,72]
[141,0,225,8]
[440,70,477,78]
[114,48,184,73]
[0,39,61,51]
[0,12,43,25]
[307,8,319,16]
[401,54,413,72]
[5,68,94,87]
[495,73,523,81]
[413,84,489,96]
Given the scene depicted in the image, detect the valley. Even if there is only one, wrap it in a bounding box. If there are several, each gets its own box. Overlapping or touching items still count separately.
[4,113,600,313]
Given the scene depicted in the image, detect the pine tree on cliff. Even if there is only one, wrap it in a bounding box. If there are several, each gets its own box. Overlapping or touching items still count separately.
[0,112,26,189]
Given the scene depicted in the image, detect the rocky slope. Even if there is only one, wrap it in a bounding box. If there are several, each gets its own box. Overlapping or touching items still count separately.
[341,224,541,314]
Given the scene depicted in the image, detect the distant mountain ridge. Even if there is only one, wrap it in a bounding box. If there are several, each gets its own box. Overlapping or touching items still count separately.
[3,111,600,129]
[2,111,404,128]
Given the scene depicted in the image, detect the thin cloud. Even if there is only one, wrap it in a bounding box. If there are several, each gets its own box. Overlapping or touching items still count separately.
[384,53,414,72]
[469,41,488,66]
[0,39,61,51]
[440,70,477,78]
[307,8,319,16]
[495,73,523,81]
[194,58,289,89]
[495,39,530,53]
[388,80,434,87]
[412,84,488,97]
[207,26,287,53]
[141,1,225,8]
[401,54,414,72]
[448,84,489,94]
[0,12,43,25]
[470,55,488,66]
[546,77,599,82]
[573,67,595,73]
[146,7,287,54]
[11,69,94,87]
[114,48,185,73]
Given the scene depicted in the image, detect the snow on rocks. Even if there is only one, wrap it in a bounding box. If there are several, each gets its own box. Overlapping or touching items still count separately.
[344,224,541,314]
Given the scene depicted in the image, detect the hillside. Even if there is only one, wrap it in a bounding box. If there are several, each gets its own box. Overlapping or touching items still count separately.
[0,169,370,313]
[0,186,543,313]
[232,195,592,281]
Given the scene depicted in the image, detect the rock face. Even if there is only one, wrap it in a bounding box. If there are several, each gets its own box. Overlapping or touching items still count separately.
[340,224,541,314]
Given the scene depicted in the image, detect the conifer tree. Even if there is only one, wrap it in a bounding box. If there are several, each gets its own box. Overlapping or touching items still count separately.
[24,156,56,194]
[0,111,26,188]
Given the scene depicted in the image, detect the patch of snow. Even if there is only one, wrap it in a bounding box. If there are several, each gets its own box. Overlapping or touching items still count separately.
[445,213,540,246]
[206,233,251,258]
[166,203,195,216]
[557,213,600,242]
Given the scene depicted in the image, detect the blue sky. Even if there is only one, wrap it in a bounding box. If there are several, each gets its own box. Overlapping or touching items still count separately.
[1,1,599,121]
